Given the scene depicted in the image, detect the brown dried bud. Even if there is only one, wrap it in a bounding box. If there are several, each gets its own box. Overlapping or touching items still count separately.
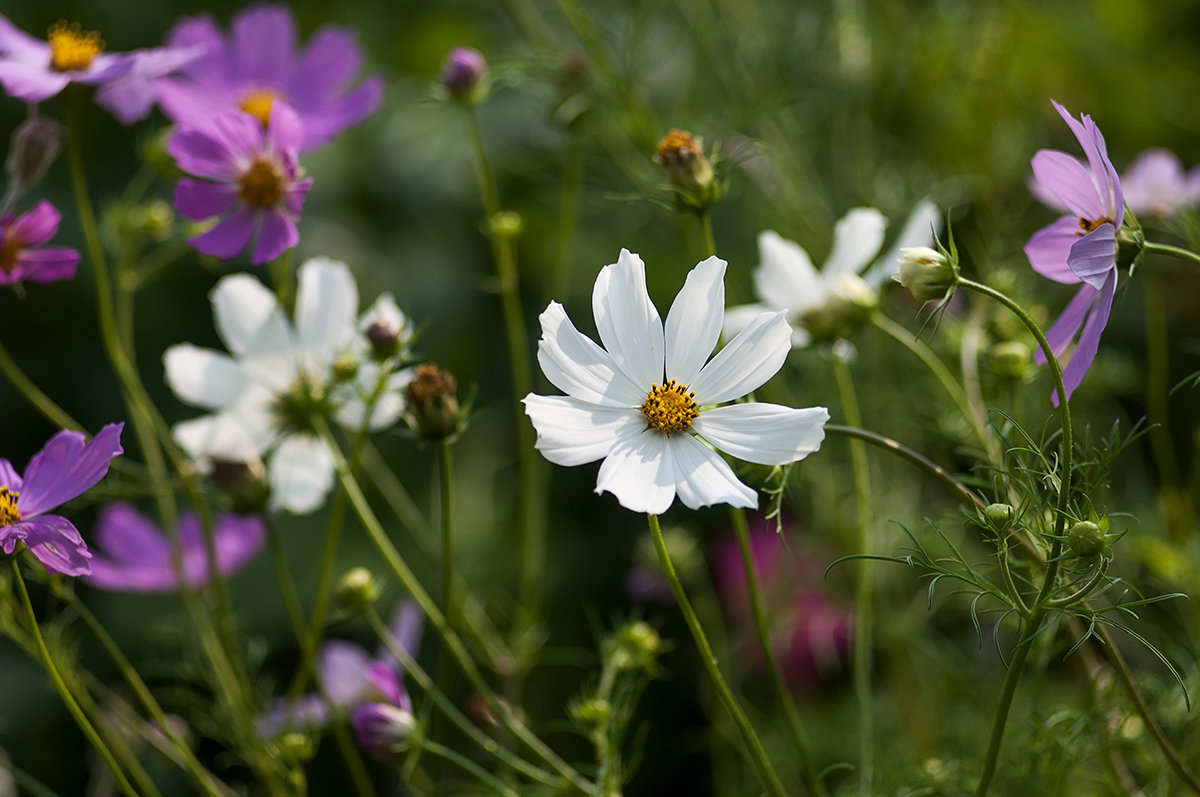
[406,364,461,440]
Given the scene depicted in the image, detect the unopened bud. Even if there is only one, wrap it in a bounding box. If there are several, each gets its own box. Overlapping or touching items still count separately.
[208,459,269,514]
[5,113,61,202]
[439,47,488,103]
[572,697,611,726]
[983,503,1015,531]
[334,567,380,614]
[802,274,877,343]
[274,732,315,763]
[488,211,523,239]
[655,129,721,211]
[894,246,957,303]
[351,703,417,761]
[987,341,1031,380]
[406,364,461,440]
[613,621,661,672]
[331,354,359,382]
[1067,520,1106,558]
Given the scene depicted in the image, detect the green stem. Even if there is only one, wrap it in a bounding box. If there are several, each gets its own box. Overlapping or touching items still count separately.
[462,105,544,638]
[317,417,592,793]
[265,517,308,644]
[1143,240,1200,268]
[0,338,83,432]
[421,740,521,797]
[549,134,585,303]
[958,277,1073,796]
[1144,270,1182,487]
[831,355,874,797]
[647,514,786,797]
[698,210,717,258]
[11,562,138,797]
[440,440,455,623]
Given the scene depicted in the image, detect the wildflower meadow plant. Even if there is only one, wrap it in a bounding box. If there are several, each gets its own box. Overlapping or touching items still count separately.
[5,5,1200,797]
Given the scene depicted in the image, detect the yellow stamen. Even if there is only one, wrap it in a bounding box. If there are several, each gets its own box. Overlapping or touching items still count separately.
[239,89,283,127]
[47,21,104,73]
[1077,215,1113,236]
[238,158,285,208]
[640,379,699,436]
[0,486,21,526]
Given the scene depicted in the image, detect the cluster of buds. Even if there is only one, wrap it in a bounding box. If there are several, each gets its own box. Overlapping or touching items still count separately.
[655,129,724,212]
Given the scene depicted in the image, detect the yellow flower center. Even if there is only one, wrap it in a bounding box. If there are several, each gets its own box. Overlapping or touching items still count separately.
[238,158,285,208]
[0,486,21,526]
[640,379,699,436]
[1077,215,1113,236]
[47,21,104,73]
[239,89,283,127]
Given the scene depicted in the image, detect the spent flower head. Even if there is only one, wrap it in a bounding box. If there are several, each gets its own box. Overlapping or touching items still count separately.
[523,250,828,515]
[655,129,722,211]
[4,111,60,210]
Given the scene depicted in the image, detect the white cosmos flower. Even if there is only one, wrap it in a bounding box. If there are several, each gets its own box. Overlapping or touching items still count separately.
[164,257,410,514]
[522,250,829,515]
[724,201,940,347]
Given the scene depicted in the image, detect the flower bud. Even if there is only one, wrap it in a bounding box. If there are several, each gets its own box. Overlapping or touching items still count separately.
[208,458,269,515]
[406,364,461,440]
[983,503,1015,531]
[801,274,877,343]
[655,129,722,211]
[352,703,417,761]
[612,621,662,672]
[439,47,488,103]
[571,697,611,726]
[331,354,359,382]
[1067,520,1106,558]
[5,113,61,203]
[987,341,1031,380]
[274,731,316,763]
[893,246,957,303]
[488,210,523,239]
[334,567,380,614]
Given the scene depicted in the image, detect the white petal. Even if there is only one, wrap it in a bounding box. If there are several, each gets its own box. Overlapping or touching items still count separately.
[669,433,757,510]
[754,231,823,314]
[173,406,274,463]
[211,274,293,365]
[536,302,645,407]
[523,394,643,467]
[333,365,411,431]
[823,207,887,279]
[723,303,769,341]
[592,250,664,388]
[664,256,725,386]
[863,199,940,289]
[295,257,358,372]
[163,344,247,410]
[690,311,791,404]
[694,403,829,465]
[594,430,676,514]
[269,435,336,515]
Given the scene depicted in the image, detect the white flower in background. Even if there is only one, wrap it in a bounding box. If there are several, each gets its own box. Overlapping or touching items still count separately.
[724,201,940,347]
[523,250,828,515]
[164,258,411,514]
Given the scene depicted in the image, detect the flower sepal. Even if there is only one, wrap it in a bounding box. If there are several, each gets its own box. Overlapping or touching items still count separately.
[1116,216,1145,275]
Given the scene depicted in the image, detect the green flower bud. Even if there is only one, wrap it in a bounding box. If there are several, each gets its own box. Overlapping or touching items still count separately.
[488,211,523,239]
[275,732,315,763]
[983,503,1015,531]
[331,354,359,382]
[572,697,611,726]
[334,567,380,614]
[1067,520,1106,558]
[893,246,957,303]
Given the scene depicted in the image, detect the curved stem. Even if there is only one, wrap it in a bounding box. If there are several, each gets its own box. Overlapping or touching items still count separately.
[11,562,138,797]
[1144,240,1200,268]
[421,740,521,797]
[647,514,787,797]
[0,339,82,432]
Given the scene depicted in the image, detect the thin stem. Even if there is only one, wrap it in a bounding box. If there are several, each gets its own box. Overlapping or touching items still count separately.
[1143,240,1200,268]
[317,417,592,793]
[549,134,585,303]
[265,517,308,644]
[647,514,787,797]
[11,562,139,797]
[0,338,83,432]
[697,210,717,258]
[439,440,455,623]
[421,740,521,797]
[1144,270,1182,488]
[832,355,874,797]
[729,508,822,795]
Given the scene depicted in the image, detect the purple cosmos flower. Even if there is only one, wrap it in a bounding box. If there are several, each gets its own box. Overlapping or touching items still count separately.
[1120,148,1200,217]
[155,5,383,152]
[82,502,265,593]
[257,602,421,738]
[1024,101,1123,404]
[712,521,852,691]
[168,104,312,265]
[0,200,80,288]
[0,424,123,576]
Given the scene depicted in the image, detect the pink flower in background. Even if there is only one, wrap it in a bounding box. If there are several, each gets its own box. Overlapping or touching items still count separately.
[156,5,383,151]
[1121,148,1200,217]
[83,503,265,593]
[0,200,79,288]
[713,521,852,690]
[0,424,124,576]
[168,104,311,265]
[1024,100,1122,404]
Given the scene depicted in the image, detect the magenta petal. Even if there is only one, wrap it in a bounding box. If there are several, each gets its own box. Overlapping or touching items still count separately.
[16,248,79,283]
[1024,217,1081,284]
[1056,272,1116,404]
[208,111,267,165]
[0,63,70,103]
[378,602,423,666]
[266,103,303,156]
[290,27,363,97]
[156,78,227,130]
[1031,150,1103,219]
[18,515,92,576]
[251,208,297,265]
[318,641,373,708]
[11,201,61,247]
[256,695,329,738]
[18,424,124,516]
[93,503,169,565]
[174,179,239,220]
[232,5,296,84]
[168,128,239,181]
[295,79,382,150]
[1035,283,1095,365]
[0,16,49,58]
[191,207,258,260]
[0,459,21,491]
[1066,224,1116,290]
[364,661,405,709]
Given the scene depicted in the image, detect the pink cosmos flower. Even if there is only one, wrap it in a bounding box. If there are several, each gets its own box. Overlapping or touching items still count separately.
[0,200,79,288]
[168,104,312,265]
[155,5,383,151]
[0,424,124,576]
[1121,148,1200,217]
[83,502,265,593]
[1024,100,1123,404]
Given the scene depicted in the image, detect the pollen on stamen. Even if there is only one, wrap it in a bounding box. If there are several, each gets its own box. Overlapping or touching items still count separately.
[238,158,286,208]
[1077,215,1113,236]
[0,486,21,526]
[239,89,283,127]
[47,21,104,73]
[640,378,699,436]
